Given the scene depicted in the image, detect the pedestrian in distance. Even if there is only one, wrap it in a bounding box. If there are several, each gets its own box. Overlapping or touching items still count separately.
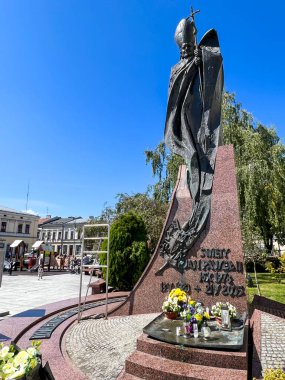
[8,259,14,276]
[38,253,44,280]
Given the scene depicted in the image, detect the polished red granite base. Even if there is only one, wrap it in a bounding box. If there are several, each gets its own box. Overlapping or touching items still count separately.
[119,332,248,380]
[111,145,247,318]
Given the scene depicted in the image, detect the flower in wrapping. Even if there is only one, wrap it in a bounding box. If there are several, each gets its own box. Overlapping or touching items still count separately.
[1,363,16,375]
[27,347,38,358]
[13,351,29,367]
[29,358,38,369]
[0,346,14,361]
[6,367,26,379]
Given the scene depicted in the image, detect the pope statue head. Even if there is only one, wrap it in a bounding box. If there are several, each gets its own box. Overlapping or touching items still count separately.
[174,18,196,59]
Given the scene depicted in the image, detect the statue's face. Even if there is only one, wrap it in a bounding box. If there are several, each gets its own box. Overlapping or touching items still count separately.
[181,42,194,59]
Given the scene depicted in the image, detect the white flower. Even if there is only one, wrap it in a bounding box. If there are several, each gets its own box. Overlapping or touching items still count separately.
[0,346,14,361]
[27,347,37,358]
[2,362,16,375]
[6,368,26,379]
[13,351,29,367]
[196,306,204,315]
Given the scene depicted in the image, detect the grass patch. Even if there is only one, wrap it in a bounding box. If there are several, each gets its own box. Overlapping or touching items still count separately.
[246,273,285,304]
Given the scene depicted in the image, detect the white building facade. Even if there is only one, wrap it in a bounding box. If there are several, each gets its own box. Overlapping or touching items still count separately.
[0,206,39,257]
[38,217,90,256]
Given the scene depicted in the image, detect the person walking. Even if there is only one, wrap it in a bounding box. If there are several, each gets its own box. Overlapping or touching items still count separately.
[38,253,44,280]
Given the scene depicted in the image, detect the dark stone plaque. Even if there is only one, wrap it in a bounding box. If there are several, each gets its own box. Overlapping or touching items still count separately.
[30,297,127,340]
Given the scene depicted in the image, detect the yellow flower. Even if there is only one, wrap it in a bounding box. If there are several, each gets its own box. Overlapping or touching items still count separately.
[29,357,38,369]
[189,300,196,306]
[204,312,210,320]
[194,314,203,321]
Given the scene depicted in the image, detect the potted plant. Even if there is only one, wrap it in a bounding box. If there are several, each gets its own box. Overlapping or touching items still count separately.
[162,288,187,319]
[211,302,237,325]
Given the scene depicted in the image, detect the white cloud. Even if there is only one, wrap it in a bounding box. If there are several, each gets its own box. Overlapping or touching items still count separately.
[22,209,39,216]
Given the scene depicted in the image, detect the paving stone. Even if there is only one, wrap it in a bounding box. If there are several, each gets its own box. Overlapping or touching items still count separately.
[0,272,92,316]
[260,313,285,371]
[65,314,159,380]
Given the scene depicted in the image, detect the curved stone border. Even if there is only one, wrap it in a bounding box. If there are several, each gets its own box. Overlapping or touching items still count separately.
[30,297,127,339]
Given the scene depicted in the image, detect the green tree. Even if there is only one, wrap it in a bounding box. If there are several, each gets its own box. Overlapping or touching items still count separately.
[265,253,285,284]
[145,141,184,203]
[113,193,167,252]
[100,212,150,290]
[222,92,285,252]
[97,193,167,253]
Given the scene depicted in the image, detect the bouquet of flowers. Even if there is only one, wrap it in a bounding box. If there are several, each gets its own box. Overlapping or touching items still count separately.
[211,302,237,319]
[0,341,41,380]
[162,288,187,313]
[180,299,210,326]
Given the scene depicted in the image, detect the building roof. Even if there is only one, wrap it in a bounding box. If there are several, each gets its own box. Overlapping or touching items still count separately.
[0,206,39,218]
[38,217,60,226]
[39,217,83,228]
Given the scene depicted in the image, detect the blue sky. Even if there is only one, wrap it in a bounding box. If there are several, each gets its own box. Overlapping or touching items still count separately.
[0,0,284,218]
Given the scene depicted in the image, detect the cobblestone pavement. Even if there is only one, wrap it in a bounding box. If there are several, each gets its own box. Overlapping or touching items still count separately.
[0,272,92,316]
[261,313,285,371]
[65,313,159,380]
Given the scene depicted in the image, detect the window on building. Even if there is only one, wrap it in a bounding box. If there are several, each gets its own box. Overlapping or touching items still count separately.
[65,231,68,240]
[70,231,74,240]
[25,224,30,234]
[1,222,7,232]
[76,245,81,254]
[42,232,45,240]
[18,224,23,233]
[63,245,67,254]
[52,232,56,240]
[47,231,51,240]
[58,232,62,240]
[37,231,40,238]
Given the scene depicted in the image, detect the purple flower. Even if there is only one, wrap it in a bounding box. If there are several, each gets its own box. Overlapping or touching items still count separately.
[190,317,197,323]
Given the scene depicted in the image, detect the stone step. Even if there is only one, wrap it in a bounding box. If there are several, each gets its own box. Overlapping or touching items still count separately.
[136,333,247,370]
[125,351,247,380]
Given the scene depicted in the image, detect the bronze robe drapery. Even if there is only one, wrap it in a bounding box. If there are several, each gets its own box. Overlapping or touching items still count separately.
[159,29,224,273]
